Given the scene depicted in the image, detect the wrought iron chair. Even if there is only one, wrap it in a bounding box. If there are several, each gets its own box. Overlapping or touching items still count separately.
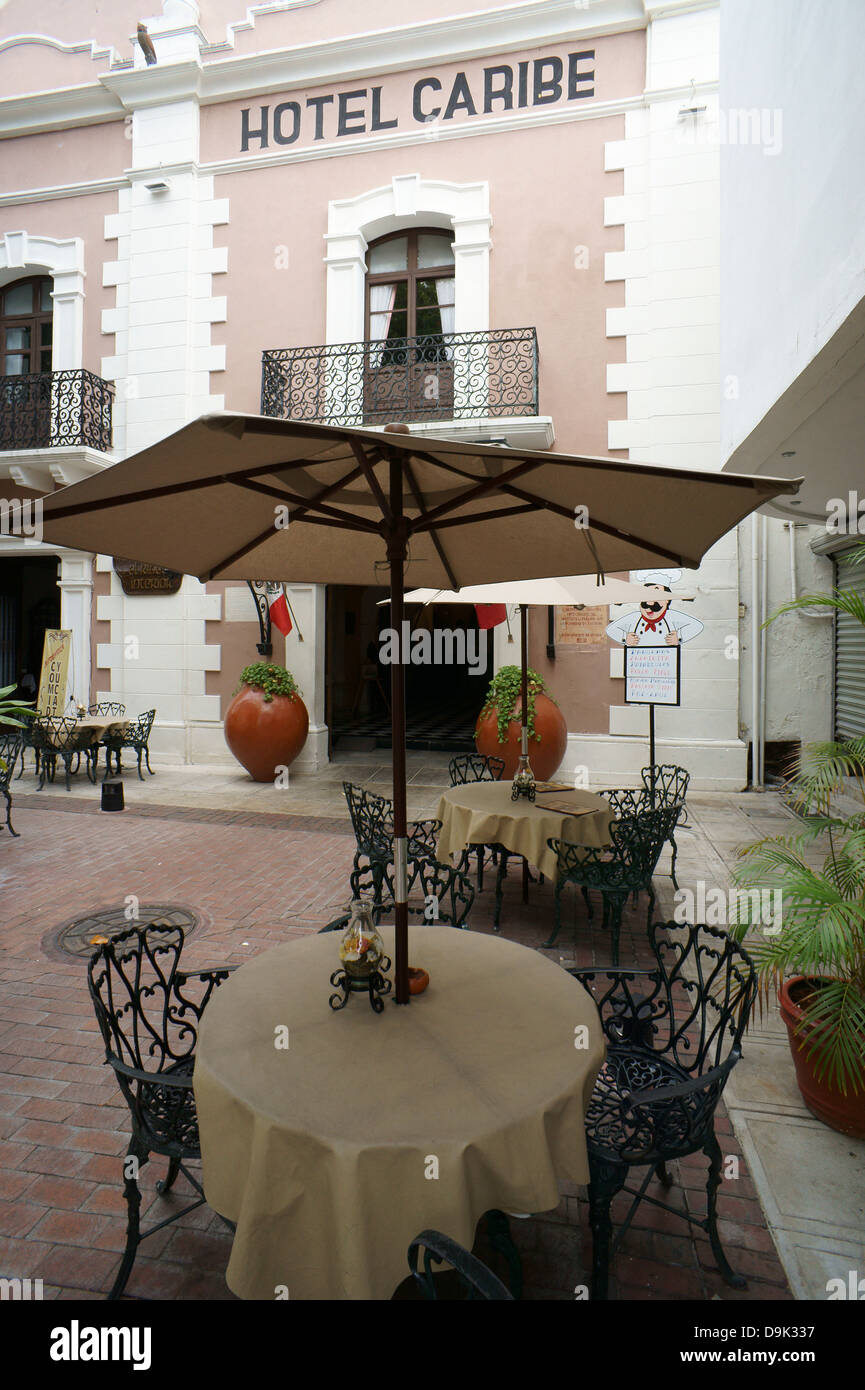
[103,709,156,780]
[89,701,127,718]
[447,753,505,891]
[569,921,757,1299]
[407,1229,514,1300]
[342,781,441,903]
[321,857,475,932]
[641,764,691,888]
[0,731,23,836]
[87,924,236,1300]
[544,802,682,962]
[33,716,96,791]
[14,711,40,781]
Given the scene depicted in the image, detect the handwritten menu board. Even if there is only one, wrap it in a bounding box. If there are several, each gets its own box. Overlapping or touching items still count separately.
[624,644,681,706]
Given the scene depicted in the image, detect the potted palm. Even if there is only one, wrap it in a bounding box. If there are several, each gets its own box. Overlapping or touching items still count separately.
[732,545,865,1137]
[475,665,567,780]
[224,662,308,782]
[0,684,34,772]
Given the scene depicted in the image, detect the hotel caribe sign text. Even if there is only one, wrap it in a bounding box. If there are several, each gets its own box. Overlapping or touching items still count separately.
[239,50,596,151]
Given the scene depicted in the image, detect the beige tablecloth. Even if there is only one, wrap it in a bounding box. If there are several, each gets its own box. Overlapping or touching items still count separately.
[37,718,130,750]
[436,782,613,881]
[194,926,605,1300]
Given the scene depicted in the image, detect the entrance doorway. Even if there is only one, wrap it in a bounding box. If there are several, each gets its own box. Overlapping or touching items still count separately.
[0,555,61,696]
[325,584,491,752]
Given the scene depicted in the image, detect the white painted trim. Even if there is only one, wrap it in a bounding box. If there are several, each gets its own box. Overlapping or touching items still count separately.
[0,33,118,63]
[58,550,94,708]
[325,175,490,350]
[401,416,555,450]
[0,232,86,371]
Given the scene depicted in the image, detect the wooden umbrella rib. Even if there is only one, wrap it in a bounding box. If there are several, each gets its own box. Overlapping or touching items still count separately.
[350,441,391,522]
[415,457,545,528]
[227,475,380,533]
[413,503,539,533]
[402,458,458,591]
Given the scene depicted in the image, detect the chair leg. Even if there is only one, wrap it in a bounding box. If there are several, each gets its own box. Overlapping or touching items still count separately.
[605,893,625,966]
[493,852,508,932]
[587,1159,626,1301]
[704,1132,746,1288]
[669,834,679,890]
[582,885,593,921]
[3,790,18,838]
[542,879,563,948]
[109,1140,148,1300]
[156,1155,181,1195]
[484,1209,523,1299]
[145,746,154,775]
[136,748,145,781]
[656,1161,673,1188]
[646,885,656,936]
[476,847,484,893]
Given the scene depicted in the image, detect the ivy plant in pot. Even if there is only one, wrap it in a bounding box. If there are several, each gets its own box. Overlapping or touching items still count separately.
[732,545,865,1138]
[224,662,309,783]
[475,665,567,781]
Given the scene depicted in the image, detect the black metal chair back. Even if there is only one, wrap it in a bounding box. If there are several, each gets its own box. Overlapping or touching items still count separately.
[407,1230,513,1300]
[87,924,235,1299]
[0,731,23,835]
[640,764,690,886]
[448,753,505,786]
[342,781,441,901]
[322,857,475,933]
[88,701,127,717]
[569,921,757,1298]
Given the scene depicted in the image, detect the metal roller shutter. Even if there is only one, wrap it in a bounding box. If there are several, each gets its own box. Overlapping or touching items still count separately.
[834,549,865,738]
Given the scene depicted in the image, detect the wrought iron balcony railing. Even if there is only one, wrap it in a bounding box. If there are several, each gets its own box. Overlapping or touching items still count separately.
[261,327,538,427]
[0,369,114,452]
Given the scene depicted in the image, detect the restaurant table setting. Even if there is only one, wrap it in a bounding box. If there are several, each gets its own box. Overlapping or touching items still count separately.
[436,780,613,883]
[193,924,605,1300]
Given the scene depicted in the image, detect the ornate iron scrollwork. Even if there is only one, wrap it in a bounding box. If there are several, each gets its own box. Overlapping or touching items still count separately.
[261,328,538,426]
[0,369,113,451]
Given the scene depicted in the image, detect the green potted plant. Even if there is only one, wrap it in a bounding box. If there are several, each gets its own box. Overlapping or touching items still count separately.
[224,662,309,782]
[475,664,567,780]
[0,684,34,773]
[732,544,865,1137]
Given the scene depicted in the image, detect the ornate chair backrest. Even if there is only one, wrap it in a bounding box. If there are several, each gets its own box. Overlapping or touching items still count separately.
[89,701,127,717]
[606,787,652,820]
[641,764,690,817]
[0,731,23,791]
[448,753,505,786]
[343,781,393,854]
[408,1230,513,1301]
[87,925,200,1076]
[549,803,680,889]
[649,922,756,1076]
[39,715,80,752]
[338,857,473,928]
[131,709,156,741]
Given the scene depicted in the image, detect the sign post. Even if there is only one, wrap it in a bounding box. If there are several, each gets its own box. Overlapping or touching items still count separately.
[37,629,72,717]
[624,645,681,804]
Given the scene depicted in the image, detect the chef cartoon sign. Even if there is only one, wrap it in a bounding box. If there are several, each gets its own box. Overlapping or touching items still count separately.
[606,569,703,648]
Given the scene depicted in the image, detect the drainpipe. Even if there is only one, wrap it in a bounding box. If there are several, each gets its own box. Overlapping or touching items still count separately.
[751,514,763,789]
[760,512,768,787]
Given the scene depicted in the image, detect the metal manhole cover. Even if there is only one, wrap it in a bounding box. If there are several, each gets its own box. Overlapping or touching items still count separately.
[56,905,199,958]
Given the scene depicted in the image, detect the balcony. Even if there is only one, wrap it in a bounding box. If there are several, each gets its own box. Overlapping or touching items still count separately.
[260,328,550,445]
[0,369,114,453]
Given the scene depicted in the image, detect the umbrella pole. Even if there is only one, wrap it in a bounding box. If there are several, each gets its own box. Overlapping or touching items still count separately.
[520,604,529,764]
[388,460,410,1005]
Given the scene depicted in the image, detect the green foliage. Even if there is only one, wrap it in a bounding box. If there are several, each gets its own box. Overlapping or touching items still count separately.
[734,542,865,1095]
[236,663,300,703]
[479,665,554,743]
[0,683,34,773]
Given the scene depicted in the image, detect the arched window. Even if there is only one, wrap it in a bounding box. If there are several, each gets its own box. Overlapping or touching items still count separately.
[364,229,455,420]
[1,276,53,376]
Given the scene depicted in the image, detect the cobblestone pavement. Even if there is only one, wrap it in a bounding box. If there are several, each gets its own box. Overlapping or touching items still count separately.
[0,762,793,1301]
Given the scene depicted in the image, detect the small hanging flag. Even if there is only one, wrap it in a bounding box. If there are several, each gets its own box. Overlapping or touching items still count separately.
[268,584,293,637]
[475,603,507,630]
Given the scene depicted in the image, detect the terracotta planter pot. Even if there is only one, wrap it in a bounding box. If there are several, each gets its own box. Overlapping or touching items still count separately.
[779,976,865,1139]
[224,684,309,783]
[475,692,567,781]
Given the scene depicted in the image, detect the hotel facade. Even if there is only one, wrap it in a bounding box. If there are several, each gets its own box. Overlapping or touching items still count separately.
[0,0,833,786]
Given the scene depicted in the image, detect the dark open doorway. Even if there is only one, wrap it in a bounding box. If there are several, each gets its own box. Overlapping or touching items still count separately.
[0,554,61,696]
[325,584,492,753]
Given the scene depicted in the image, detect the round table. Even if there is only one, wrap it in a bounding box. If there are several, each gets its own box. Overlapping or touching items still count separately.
[193,926,605,1301]
[436,781,613,882]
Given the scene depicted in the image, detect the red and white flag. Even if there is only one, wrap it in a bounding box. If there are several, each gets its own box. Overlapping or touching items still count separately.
[475,603,507,630]
[268,584,293,637]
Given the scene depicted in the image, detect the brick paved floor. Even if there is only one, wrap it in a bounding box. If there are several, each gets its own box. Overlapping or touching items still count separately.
[0,790,792,1301]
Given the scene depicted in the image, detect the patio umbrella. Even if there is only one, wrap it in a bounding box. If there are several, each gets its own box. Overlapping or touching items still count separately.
[39,413,799,1003]
[384,574,689,785]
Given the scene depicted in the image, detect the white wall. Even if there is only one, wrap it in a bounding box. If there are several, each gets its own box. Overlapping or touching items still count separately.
[720,0,865,465]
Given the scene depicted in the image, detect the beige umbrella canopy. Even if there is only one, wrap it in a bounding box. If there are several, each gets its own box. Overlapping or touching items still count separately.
[40,414,800,1003]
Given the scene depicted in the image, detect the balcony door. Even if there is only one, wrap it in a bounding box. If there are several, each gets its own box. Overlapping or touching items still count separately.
[364,230,455,424]
[1,276,53,448]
